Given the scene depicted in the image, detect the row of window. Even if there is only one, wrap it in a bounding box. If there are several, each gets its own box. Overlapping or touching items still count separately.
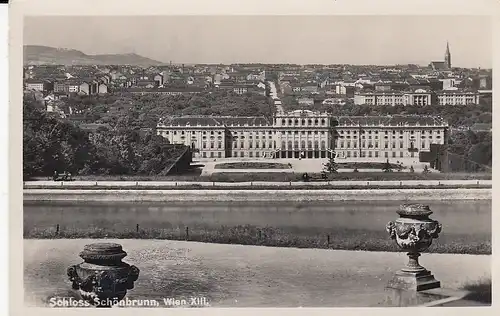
[340,151,413,158]
[233,141,276,149]
[340,130,440,135]
[162,129,443,136]
[281,140,327,150]
[278,118,327,126]
[199,151,272,158]
[281,131,327,135]
[337,140,430,149]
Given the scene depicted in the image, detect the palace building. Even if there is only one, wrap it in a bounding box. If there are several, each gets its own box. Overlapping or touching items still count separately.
[156,110,449,160]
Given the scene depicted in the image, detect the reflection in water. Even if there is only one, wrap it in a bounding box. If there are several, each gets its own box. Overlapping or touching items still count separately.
[23,200,491,235]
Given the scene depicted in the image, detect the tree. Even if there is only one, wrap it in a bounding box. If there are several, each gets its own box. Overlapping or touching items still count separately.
[323,155,338,174]
[422,165,431,174]
[382,159,393,173]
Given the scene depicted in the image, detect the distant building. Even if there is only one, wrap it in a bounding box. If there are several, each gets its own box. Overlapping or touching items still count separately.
[429,42,452,70]
[354,88,433,106]
[435,90,480,105]
[157,110,448,161]
[25,80,52,92]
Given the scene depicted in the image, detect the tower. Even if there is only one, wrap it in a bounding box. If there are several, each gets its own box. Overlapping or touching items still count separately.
[444,41,451,69]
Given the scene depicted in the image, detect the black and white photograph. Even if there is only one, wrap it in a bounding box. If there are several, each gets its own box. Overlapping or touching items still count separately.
[10,0,495,312]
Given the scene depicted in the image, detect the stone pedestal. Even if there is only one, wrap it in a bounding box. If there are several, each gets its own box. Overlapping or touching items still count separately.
[385,204,442,306]
[67,243,140,307]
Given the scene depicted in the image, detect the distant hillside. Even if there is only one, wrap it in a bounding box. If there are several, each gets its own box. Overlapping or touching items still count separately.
[24,45,166,66]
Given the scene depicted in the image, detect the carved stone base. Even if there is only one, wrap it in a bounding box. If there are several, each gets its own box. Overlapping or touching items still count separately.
[384,269,441,307]
[387,269,440,292]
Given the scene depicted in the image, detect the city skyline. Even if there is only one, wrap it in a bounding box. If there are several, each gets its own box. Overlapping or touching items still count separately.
[24,15,492,68]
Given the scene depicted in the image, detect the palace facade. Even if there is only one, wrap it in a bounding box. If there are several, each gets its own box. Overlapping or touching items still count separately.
[156,110,449,160]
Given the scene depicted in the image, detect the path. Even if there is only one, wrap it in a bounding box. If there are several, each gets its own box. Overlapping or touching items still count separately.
[24,239,491,308]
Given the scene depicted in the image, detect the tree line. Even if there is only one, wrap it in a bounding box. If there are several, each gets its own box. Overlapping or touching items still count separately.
[23,100,189,179]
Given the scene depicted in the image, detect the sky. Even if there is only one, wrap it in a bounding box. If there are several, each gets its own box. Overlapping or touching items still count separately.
[23,15,492,68]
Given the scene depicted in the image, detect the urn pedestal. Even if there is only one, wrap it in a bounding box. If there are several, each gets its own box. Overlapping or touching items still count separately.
[67,243,140,307]
[385,204,442,306]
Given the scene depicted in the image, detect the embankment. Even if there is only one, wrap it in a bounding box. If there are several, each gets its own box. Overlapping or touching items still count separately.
[23,188,491,202]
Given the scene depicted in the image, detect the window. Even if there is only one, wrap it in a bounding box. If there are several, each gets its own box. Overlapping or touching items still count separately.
[368,151,372,158]
[392,142,396,149]
[400,152,404,158]
[210,142,214,149]
[240,152,244,157]
[385,152,388,158]
[314,141,319,149]
[249,142,253,149]
[321,141,326,149]
[340,141,344,148]
[255,152,260,158]
[375,151,379,158]
[294,141,299,149]
[218,142,222,149]
[210,152,214,158]
[203,152,207,158]
[392,152,396,158]
[211,131,214,135]
[353,151,358,157]
[233,142,237,149]
[347,141,351,148]
[422,141,426,149]
[301,140,306,149]
[218,152,222,158]
[399,141,403,149]
[256,142,260,149]
[240,141,244,148]
[203,142,207,149]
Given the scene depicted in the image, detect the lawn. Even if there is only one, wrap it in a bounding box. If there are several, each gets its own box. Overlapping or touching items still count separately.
[214,162,292,169]
[23,200,492,256]
[337,162,405,169]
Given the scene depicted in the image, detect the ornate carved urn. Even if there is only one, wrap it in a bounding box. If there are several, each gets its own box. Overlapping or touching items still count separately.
[386,203,442,291]
[67,243,140,307]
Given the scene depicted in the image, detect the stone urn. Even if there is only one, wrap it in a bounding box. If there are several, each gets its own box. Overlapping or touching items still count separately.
[385,203,442,291]
[67,243,140,307]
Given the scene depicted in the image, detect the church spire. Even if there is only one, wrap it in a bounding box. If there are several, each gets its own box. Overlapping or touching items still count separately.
[444,41,451,69]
